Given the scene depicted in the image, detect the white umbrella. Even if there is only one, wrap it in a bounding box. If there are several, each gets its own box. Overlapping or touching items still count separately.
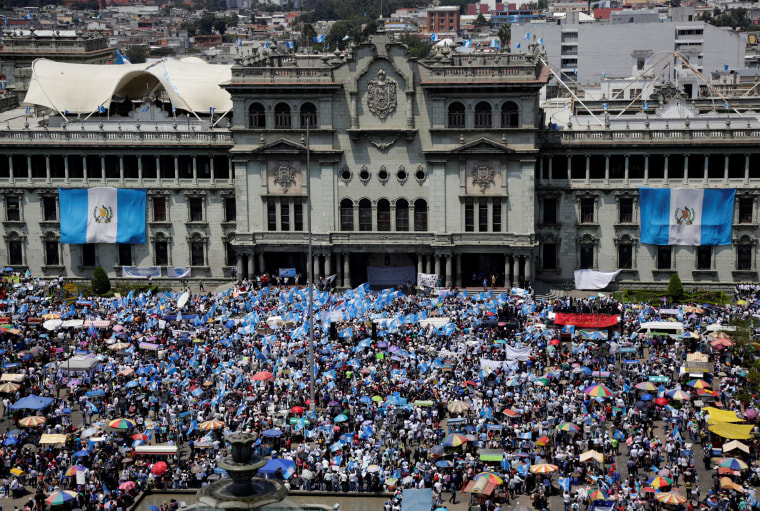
[43,319,63,331]
[301,469,313,480]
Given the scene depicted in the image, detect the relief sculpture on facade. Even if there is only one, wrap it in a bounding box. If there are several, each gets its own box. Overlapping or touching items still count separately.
[367,69,397,119]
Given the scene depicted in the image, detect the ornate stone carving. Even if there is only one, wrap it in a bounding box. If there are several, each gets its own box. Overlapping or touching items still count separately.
[367,69,397,120]
[272,161,296,191]
[472,161,496,192]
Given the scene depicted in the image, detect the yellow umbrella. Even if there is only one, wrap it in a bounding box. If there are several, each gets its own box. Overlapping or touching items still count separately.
[10,468,25,476]
[530,463,558,474]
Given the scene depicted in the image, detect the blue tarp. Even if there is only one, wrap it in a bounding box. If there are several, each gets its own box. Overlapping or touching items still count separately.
[402,488,432,511]
[9,394,54,410]
[257,459,295,479]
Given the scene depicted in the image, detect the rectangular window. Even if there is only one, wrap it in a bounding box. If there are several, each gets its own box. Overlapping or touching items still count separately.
[580,243,594,269]
[492,199,502,232]
[153,197,167,222]
[340,203,353,231]
[377,206,391,232]
[478,201,488,232]
[224,198,236,222]
[738,245,752,270]
[542,243,557,270]
[189,197,204,222]
[543,198,557,224]
[225,242,236,266]
[267,201,277,231]
[657,246,672,270]
[580,198,595,224]
[359,206,372,232]
[191,241,205,266]
[739,198,753,224]
[118,244,132,267]
[155,241,169,266]
[618,244,633,269]
[42,196,57,221]
[6,196,20,221]
[45,241,59,266]
[619,198,633,224]
[465,199,474,232]
[294,201,303,231]
[697,246,712,270]
[8,240,22,265]
[280,201,290,231]
[396,204,408,232]
[82,244,96,267]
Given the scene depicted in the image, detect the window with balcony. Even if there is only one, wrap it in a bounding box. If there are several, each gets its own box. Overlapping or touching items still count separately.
[155,240,169,266]
[191,240,205,266]
[224,198,236,222]
[738,243,753,270]
[739,198,753,224]
[447,102,465,129]
[45,240,59,266]
[619,198,633,224]
[618,244,633,269]
[543,198,557,224]
[42,196,57,221]
[474,102,492,128]
[377,199,391,231]
[340,199,353,231]
[118,244,132,267]
[696,246,712,270]
[396,199,409,231]
[300,102,317,129]
[414,199,428,231]
[580,198,595,224]
[153,197,167,222]
[580,243,594,269]
[189,197,204,222]
[8,239,23,266]
[6,196,21,221]
[542,242,558,270]
[274,103,291,129]
[82,244,96,267]
[359,199,372,232]
[657,246,672,270]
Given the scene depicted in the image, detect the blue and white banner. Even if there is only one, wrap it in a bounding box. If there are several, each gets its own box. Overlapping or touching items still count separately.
[59,188,146,244]
[279,268,296,278]
[167,267,192,279]
[123,266,161,278]
[639,187,735,246]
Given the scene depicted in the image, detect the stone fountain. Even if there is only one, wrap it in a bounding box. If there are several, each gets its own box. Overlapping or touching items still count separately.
[196,432,288,510]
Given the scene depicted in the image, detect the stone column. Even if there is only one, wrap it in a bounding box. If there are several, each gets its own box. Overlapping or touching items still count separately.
[228,159,233,185]
[703,155,709,185]
[525,253,533,286]
[45,156,51,184]
[426,255,432,274]
[247,252,255,279]
[210,156,216,185]
[434,256,441,283]
[445,255,452,286]
[683,155,689,184]
[745,154,751,185]
[258,253,265,275]
[325,252,332,277]
[604,155,609,184]
[137,156,143,185]
[724,155,729,185]
[584,154,590,185]
[343,253,351,288]
[236,253,244,280]
[174,156,179,185]
[8,156,14,185]
[64,156,69,185]
[643,155,649,184]
[155,156,161,185]
[623,155,629,185]
[192,156,198,185]
[83,155,88,185]
[504,255,511,289]
[417,254,423,276]
[663,155,669,184]
[547,157,553,183]
[119,155,125,183]
[26,156,32,183]
[100,156,106,182]
[455,254,462,288]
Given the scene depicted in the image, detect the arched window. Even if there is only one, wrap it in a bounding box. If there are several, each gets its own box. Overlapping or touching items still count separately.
[274,103,291,129]
[377,199,391,231]
[359,199,372,231]
[474,101,492,128]
[300,102,317,129]
[414,199,427,232]
[501,102,519,128]
[396,199,409,232]
[248,102,265,129]
[447,102,465,129]
[340,199,354,231]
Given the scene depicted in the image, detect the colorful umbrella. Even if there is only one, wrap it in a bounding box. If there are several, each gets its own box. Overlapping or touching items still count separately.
[251,371,274,382]
[589,490,608,501]
[447,401,471,413]
[655,492,687,505]
[655,397,668,405]
[19,416,47,427]
[109,343,130,350]
[474,472,503,485]
[199,420,225,430]
[109,418,136,429]
[584,384,613,398]
[647,476,673,488]
[718,457,749,471]
[556,422,580,433]
[42,313,62,320]
[666,389,691,401]
[529,463,558,474]
[118,481,137,491]
[635,382,657,391]
[131,433,150,441]
[0,382,20,393]
[535,436,551,447]
[46,490,78,506]
[371,395,383,402]
[441,433,468,447]
[64,465,88,476]
[686,379,711,389]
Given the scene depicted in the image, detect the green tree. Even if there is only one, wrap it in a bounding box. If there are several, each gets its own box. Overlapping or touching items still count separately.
[179,21,196,36]
[728,318,759,407]
[362,19,378,39]
[125,46,147,64]
[91,267,111,295]
[400,33,432,59]
[667,273,683,303]
[474,13,488,27]
[213,19,228,35]
[196,15,215,36]
[497,23,512,50]
[300,22,317,45]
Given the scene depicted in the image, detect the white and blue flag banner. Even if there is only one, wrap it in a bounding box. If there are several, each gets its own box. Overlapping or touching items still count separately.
[59,188,146,244]
[639,187,735,246]
[123,266,161,278]
[167,267,192,279]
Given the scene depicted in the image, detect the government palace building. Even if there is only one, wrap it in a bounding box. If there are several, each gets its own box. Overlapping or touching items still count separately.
[2,29,760,292]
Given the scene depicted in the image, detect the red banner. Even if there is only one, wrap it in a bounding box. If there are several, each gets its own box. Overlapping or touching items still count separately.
[554,313,618,328]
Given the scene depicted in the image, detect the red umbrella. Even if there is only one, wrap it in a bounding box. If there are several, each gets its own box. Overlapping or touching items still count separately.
[290,406,304,414]
[151,461,168,476]
[132,433,150,441]
[549,339,560,345]
[252,371,274,382]
[655,397,668,405]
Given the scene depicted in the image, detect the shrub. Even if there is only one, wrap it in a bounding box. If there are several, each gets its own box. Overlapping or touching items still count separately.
[91,267,111,295]
[667,273,684,303]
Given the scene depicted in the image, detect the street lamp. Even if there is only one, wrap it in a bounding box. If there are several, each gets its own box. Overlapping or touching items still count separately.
[306,119,315,413]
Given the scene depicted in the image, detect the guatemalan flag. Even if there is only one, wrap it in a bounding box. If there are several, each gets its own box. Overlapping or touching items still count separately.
[59,188,146,244]
[639,187,735,246]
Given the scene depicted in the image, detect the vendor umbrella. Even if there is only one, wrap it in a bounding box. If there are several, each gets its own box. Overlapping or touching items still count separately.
[18,416,46,427]
[530,464,558,474]
[64,465,88,476]
[655,397,668,405]
[556,422,579,433]
[131,433,149,441]
[118,481,137,491]
[666,389,691,401]
[655,492,687,505]
[46,490,78,506]
[0,382,20,393]
[441,433,468,447]
[635,382,657,391]
[718,457,749,471]
[290,406,304,414]
[589,490,608,501]
[647,476,673,488]
[686,379,711,389]
[474,472,503,485]
[152,461,168,475]
[109,418,135,430]
[10,468,25,476]
[447,401,471,413]
[199,420,224,430]
[252,371,274,382]
[584,384,613,398]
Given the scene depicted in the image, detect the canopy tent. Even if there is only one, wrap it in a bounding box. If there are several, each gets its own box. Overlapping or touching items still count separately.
[723,440,750,453]
[705,407,743,423]
[134,445,178,456]
[24,58,233,116]
[708,421,754,440]
[39,434,68,444]
[9,394,54,410]
[58,356,102,373]
[257,459,295,479]
[402,488,433,511]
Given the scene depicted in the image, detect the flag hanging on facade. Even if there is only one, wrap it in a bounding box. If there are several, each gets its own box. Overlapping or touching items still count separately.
[59,188,147,244]
[639,187,735,246]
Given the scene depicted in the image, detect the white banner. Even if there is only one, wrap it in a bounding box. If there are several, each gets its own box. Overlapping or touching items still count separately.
[574,269,621,290]
[417,273,438,288]
[504,345,532,361]
[167,267,191,279]
[123,266,161,278]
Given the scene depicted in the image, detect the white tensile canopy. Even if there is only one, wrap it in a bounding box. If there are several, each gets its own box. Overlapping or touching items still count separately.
[24,58,233,116]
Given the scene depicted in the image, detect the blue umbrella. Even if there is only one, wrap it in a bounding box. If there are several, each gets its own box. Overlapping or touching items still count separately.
[334,414,348,423]
[74,450,90,457]
[225,320,235,329]
[4,437,18,446]
[359,396,372,404]
[640,393,654,401]
[262,429,283,438]
[149,506,160,511]
[435,460,453,468]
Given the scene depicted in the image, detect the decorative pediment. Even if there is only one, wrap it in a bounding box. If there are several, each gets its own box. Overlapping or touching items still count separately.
[451,137,515,154]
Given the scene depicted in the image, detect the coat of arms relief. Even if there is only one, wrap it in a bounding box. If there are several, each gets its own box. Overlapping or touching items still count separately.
[367,69,397,120]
